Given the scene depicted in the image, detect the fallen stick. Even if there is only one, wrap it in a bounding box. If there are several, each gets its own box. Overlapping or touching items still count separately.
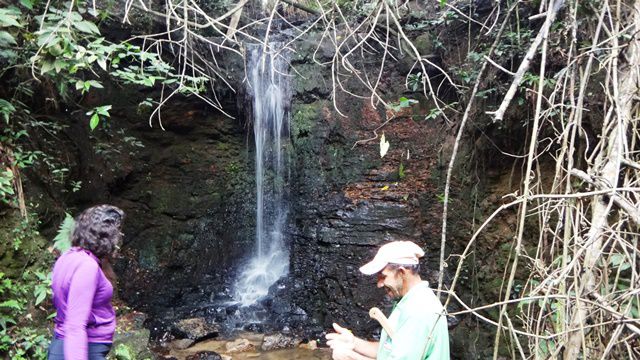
[369,307,395,339]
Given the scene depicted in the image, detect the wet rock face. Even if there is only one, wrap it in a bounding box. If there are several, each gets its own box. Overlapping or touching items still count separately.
[284,72,450,337]
[47,85,257,317]
[48,28,455,343]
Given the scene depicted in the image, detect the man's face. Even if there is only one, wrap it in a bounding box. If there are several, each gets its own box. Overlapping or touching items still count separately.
[377,266,404,299]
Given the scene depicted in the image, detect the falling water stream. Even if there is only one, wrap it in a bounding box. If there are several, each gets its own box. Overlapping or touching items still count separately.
[234,44,291,307]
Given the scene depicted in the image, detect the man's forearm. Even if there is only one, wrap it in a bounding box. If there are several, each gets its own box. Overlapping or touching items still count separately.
[353,337,378,358]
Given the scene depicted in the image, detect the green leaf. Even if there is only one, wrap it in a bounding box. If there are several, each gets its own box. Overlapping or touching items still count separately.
[398,162,406,179]
[95,105,111,116]
[75,80,84,90]
[0,12,22,28]
[87,80,103,89]
[40,60,54,74]
[72,20,100,35]
[97,58,107,71]
[0,31,16,46]
[0,315,16,331]
[34,289,46,306]
[89,113,99,130]
[53,213,75,253]
[0,300,22,310]
[19,0,34,10]
[53,59,67,73]
[142,76,156,86]
[609,253,631,271]
[0,98,15,123]
[399,98,418,108]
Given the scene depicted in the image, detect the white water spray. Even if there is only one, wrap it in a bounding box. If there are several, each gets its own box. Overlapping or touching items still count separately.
[234,45,290,307]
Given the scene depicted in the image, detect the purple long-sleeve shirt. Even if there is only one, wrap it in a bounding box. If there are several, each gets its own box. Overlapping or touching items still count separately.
[51,247,115,360]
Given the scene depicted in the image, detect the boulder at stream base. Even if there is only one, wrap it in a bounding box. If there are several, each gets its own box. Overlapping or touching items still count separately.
[261,333,302,351]
[185,351,223,360]
[224,338,254,352]
[172,317,220,341]
[169,338,195,350]
[112,328,152,359]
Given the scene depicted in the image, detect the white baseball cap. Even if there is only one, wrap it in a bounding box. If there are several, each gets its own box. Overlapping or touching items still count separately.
[359,241,425,275]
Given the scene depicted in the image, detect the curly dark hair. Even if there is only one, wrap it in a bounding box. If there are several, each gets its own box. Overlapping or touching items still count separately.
[71,205,125,259]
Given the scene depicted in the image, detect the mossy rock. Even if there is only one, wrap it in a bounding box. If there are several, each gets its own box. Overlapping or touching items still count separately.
[291,102,322,144]
[0,210,49,278]
[111,328,152,360]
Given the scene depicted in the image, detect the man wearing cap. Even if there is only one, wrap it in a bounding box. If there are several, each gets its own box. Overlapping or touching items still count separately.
[326,241,449,360]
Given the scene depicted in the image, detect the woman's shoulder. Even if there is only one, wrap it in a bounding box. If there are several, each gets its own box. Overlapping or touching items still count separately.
[56,248,100,270]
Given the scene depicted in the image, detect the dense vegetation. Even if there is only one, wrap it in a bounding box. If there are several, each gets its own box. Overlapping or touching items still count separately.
[0,0,638,358]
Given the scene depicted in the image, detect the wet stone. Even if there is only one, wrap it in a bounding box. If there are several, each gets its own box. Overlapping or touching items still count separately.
[169,338,194,350]
[261,333,302,351]
[173,317,220,341]
[225,338,254,353]
[185,351,223,360]
[243,323,264,332]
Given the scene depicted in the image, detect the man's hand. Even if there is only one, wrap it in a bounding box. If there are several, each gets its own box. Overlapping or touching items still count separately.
[332,346,356,360]
[326,323,355,350]
[331,344,377,360]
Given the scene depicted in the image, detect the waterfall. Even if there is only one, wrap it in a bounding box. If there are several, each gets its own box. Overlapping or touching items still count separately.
[234,44,290,307]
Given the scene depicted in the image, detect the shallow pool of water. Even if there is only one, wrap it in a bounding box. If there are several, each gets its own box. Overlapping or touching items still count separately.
[168,333,332,360]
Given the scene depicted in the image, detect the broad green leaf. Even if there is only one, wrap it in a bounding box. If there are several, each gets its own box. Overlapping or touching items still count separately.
[89,113,99,130]
[0,31,16,46]
[0,12,22,28]
[87,80,103,89]
[97,58,107,71]
[75,80,84,90]
[69,12,83,23]
[53,59,67,73]
[19,0,34,10]
[72,20,100,35]
[34,289,46,305]
[143,76,156,86]
[609,253,631,271]
[40,60,54,74]
[95,105,111,116]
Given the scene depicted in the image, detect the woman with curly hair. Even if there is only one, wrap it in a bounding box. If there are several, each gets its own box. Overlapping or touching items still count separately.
[47,205,124,360]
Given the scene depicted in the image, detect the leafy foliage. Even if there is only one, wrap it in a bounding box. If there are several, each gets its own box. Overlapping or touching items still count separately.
[0,169,14,205]
[112,343,135,360]
[0,270,52,360]
[52,213,75,253]
[0,0,207,209]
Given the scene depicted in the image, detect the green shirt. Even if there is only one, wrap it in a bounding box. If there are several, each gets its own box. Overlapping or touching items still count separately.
[377,281,450,360]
